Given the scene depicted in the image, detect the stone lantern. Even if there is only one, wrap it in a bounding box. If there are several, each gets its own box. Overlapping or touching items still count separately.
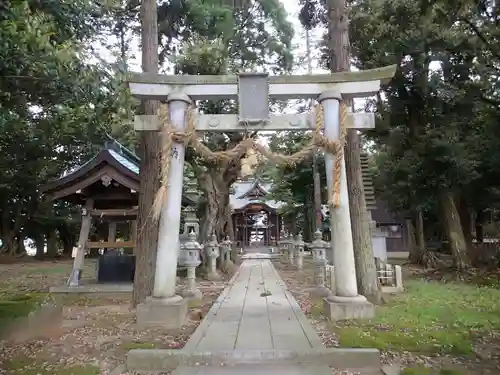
[205,233,221,280]
[309,229,331,297]
[295,233,305,270]
[181,230,202,300]
[182,206,199,236]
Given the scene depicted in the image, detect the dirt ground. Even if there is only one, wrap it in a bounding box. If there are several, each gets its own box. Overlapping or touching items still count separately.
[0,258,230,375]
[273,257,500,375]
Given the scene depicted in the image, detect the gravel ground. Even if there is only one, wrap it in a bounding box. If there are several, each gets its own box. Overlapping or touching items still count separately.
[0,258,230,375]
[273,257,500,375]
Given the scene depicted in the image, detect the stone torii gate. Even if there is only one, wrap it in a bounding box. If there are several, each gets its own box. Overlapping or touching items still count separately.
[127,65,396,327]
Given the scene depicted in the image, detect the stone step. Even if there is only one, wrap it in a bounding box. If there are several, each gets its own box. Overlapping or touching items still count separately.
[171,364,333,375]
[169,364,388,375]
[126,348,381,373]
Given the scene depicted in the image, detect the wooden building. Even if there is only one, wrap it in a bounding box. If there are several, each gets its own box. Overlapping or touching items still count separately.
[230,179,282,247]
[41,140,195,285]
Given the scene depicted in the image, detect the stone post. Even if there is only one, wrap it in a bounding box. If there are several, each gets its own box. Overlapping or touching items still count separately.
[295,233,305,270]
[180,230,202,300]
[206,233,221,280]
[279,233,289,262]
[319,90,375,321]
[136,93,190,328]
[395,265,404,292]
[308,229,332,297]
[288,234,295,265]
[221,236,235,273]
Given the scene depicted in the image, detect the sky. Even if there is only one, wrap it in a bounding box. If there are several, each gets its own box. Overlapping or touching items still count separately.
[99,0,326,75]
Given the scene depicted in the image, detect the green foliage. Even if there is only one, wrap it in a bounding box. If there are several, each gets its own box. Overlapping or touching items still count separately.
[267,130,326,238]
[170,0,294,74]
[4,356,100,375]
[164,0,294,241]
[297,0,500,237]
[0,0,136,254]
[335,279,500,355]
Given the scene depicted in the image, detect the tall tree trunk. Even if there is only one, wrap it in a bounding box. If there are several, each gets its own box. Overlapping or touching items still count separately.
[327,0,381,303]
[416,210,425,254]
[34,232,45,259]
[412,210,441,267]
[16,233,26,255]
[2,231,17,255]
[199,171,231,244]
[475,209,484,243]
[457,195,473,251]
[46,229,58,257]
[406,218,420,263]
[439,190,470,271]
[132,0,160,307]
[58,225,75,256]
[303,190,314,242]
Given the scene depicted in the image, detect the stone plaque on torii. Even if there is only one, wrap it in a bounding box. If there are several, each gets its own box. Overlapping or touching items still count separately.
[127,65,397,327]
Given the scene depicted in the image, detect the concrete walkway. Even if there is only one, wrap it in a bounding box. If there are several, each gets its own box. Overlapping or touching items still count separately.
[183,259,324,352]
[171,259,331,374]
[127,259,381,374]
[240,246,280,260]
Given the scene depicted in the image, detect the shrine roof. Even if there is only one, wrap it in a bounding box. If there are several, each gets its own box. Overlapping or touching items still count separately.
[230,179,283,211]
[229,151,376,213]
[41,139,195,207]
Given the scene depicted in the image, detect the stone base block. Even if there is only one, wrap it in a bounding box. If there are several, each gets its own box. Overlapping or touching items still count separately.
[323,295,375,321]
[382,364,401,375]
[179,288,202,301]
[206,272,221,281]
[136,295,187,329]
[307,286,332,298]
[222,260,237,275]
[126,348,381,372]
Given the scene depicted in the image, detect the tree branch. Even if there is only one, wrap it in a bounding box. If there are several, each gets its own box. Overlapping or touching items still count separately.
[460,17,500,61]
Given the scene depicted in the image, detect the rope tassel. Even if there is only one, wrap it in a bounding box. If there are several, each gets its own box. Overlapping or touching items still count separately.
[329,102,349,209]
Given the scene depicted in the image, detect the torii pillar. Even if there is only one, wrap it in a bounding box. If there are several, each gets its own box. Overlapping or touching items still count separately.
[319,90,375,321]
[136,93,190,328]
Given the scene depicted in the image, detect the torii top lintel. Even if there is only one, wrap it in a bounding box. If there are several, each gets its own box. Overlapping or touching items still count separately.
[127,65,397,101]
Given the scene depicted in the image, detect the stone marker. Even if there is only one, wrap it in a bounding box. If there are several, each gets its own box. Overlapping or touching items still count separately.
[295,233,305,270]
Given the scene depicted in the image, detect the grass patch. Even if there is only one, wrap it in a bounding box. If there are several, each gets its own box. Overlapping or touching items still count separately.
[310,297,324,317]
[336,279,500,355]
[123,341,158,350]
[402,368,467,375]
[25,266,69,275]
[188,299,203,308]
[4,356,100,374]
[0,292,47,332]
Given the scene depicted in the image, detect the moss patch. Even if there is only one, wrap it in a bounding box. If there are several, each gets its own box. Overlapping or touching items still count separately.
[401,367,467,375]
[336,280,500,355]
[4,356,100,375]
[309,297,324,317]
[122,341,158,350]
[187,299,203,308]
[0,292,47,333]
